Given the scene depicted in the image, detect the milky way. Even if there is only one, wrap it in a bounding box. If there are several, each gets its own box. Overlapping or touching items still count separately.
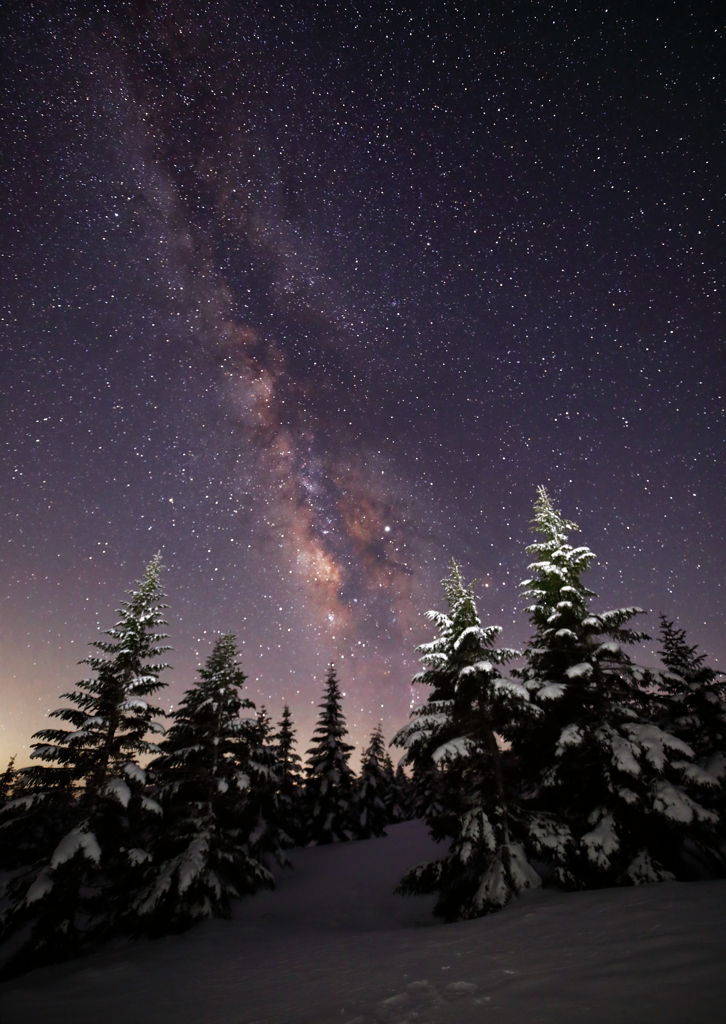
[1,2,724,765]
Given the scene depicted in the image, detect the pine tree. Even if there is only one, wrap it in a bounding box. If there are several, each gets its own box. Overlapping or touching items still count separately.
[0,555,170,975]
[516,488,717,887]
[245,706,290,865]
[657,616,726,767]
[393,560,541,920]
[274,704,304,845]
[134,634,274,935]
[304,667,355,844]
[353,725,392,839]
[655,616,726,871]
[390,763,414,822]
[408,758,445,824]
[0,757,15,805]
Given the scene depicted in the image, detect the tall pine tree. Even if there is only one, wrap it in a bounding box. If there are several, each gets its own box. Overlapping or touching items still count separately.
[516,488,717,887]
[134,634,274,934]
[304,667,355,844]
[0,555,170,975]
[393,561,542,920]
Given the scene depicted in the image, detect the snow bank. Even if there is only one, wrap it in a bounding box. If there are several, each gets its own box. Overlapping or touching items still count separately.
[1,820,725,1023]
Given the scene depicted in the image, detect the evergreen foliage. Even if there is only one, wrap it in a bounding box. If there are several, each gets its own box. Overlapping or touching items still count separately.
[657,616,726,767]
[273,704,304,845]
[390,763,414,822]
[304,667,355,844]
[516,488,718,887]
[0,757,15,805]
[393,561,541,920]
[134,634,274,935]
[245,706,290,865]
[353,725,392,838]
[0,555,170,975]
[655,616,726,870]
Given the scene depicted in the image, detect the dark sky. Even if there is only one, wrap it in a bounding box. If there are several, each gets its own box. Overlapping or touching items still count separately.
[1,0,724,767]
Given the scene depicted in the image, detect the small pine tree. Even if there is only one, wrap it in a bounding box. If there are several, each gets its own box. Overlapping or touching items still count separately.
[656,616,726,871]
[245,706,290,866]
[657,616,726,768]
[0,556,170,975]
[408,759,445,823]
[390,762,414,822]
[304,667,356,844]
[353,725,392,839]
[274,704,304,845]
[393,560,541,920]
[0,757,15,805]
[516,488,717,887]
[135,634,274,935]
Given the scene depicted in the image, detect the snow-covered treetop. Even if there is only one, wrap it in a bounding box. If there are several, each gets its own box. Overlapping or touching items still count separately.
[153,633,254,782]
[83,552,172,691]
[26,556,172,785]
[519,489,649,687]
[529,485,580,548]
[521,488,596,626]
[415,560,514,695]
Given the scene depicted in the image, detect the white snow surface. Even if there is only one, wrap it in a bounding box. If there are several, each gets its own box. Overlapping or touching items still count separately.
[1,819,725,1023]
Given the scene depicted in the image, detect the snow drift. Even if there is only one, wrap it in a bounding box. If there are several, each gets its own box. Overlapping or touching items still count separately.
[1,819,725,1023]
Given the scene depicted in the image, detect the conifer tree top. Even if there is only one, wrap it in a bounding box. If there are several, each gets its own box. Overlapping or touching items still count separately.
[658,615,720,685]
[528,486,579,549]
[28,556,171,781]
[306,666,354,770]
[416,560,513,692]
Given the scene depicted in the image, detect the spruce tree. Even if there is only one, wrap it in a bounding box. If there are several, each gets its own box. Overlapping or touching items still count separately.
[353,725,392,839]
[655,616,726,870]
[0,757,15,805]
[274,704,304,845]
[516,488,716,887]
[0,555,170,975]
[393,561,542,920]
[135,634,274,934]
[657,616,726,768]
[390,763,414,823]
[245,706,290,865]
[304,667,355,844]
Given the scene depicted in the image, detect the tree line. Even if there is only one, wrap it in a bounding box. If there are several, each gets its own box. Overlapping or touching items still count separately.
[1,486,725,977]
[0,556,411,978]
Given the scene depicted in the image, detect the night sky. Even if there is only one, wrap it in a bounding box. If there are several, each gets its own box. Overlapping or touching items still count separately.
[1,1,724,768]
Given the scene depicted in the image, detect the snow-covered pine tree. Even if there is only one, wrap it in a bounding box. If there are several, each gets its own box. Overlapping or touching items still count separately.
[392,560,541,920]
[134,634,274,935]
[516,487,717,887]
[244,706,290,866]
[353,724,392,839]
[304,667,356,844]
[655,615,726,871]
[0,555,170,976]
[274,704,304,845]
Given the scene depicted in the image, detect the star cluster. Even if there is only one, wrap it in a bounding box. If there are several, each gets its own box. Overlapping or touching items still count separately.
[1,1,724,765]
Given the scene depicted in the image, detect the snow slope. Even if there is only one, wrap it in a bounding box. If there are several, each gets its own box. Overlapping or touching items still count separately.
[1,819,725,1023]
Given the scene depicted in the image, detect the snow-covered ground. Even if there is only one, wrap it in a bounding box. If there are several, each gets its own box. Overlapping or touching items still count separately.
[1,819,725,1023]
